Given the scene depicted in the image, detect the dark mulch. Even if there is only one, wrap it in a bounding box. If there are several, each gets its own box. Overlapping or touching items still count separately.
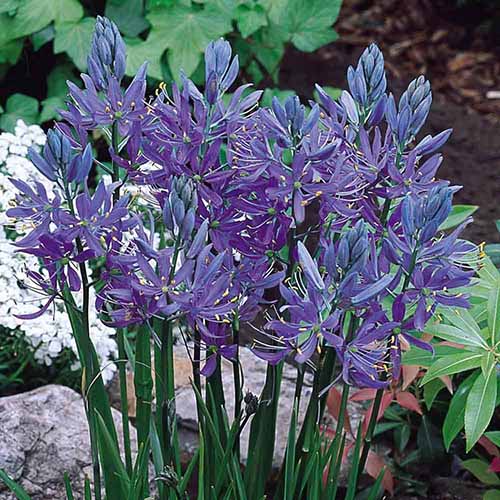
[279,0,500,244]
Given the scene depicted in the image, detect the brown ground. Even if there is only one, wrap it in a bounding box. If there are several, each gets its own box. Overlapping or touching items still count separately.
[280,0,500,244]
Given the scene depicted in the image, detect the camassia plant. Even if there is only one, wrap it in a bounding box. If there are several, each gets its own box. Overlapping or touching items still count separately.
[0,16,483,500]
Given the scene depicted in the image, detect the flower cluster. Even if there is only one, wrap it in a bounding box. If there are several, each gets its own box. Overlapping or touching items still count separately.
[0,122,116,381]
[7,18,477,389]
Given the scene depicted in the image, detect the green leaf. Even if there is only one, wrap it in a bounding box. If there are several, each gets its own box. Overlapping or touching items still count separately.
[443,372,479,450]
[486,244,500,267]
[465,366,498,451]
[125,35,164,81]
[236,4,267,37]
[439,306,485,343]
[63,472,74,500]
[0,0,82,45]
[105,0,149,37]
[47,63,77,98]
[0,93,39,131]
[260,88,296,107]
[0,38,23,64]
[462,459,500,486]
[314,85,342,101]
[402,344,460,367]
[420,352,483,385]
[439,204,478,231]
[95,411,131,499]
[483,490,500,500]
[147,4,232,77]
[54,18,95,71]
[425,321,488,349]
[487,278,500,344]
[417,415,444,462]
[424,378,446,410]
[0,469,31,499]
[486,431,500,448]
[39,96,65,123]
[31,24,55,51]
[266,0,342,52]
[0,0,20,15]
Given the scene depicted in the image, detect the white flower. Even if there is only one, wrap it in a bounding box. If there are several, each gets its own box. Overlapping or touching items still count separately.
[0,121,117,383]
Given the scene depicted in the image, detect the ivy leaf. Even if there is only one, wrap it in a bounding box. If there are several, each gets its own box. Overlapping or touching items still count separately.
[47,63,77,98]
[420,352,483,385]
[266,0,342,52]
[125,34,164,81]
[0,0,82,45]
[465,364,498,451]
[0,93,39,132]
[0,38,23,65]
[236,4,267,38]
[439,204,478,231]
[54,17,95,71]
[31,24,55,51]
[39,96,65,123]
[147,4,232,77]
[105,0,149,37]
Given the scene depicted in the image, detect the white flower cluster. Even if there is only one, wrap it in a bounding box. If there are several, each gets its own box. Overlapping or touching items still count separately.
[0,120,117,383]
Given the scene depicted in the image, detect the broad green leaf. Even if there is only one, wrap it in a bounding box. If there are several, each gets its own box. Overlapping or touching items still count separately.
[421,352,483,385]
[0,38,23,64]
[443,371,479,451]
[486,243,500,267]
[439,306,484,342]
[479,256,500,287]
[439,204,478,231]
[39,97,65,123]
[125,35,164,81]
[31,24,55,51]
[462,459,500,486]
[0,0,19,14]
[485,431,500,447]
[402,344,460,367]
[424,378,445,410]
[105,0,149,37]
[236,4,267,37]
[465,366,498,451]
[483,490,500,500]
[0,93,39,132]
[266,0,342,52]
[425,321,488,349]
[481,351,496,378]
[487,279,500,344]
[0,0,81,45]
[147,4,232,77]
[47,63,77,98]
[54,18,95,71]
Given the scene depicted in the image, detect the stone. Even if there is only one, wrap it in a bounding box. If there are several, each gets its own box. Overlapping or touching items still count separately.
[0,384,139,500]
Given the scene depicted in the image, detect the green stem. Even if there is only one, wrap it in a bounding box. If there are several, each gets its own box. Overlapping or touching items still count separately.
[232,312,242,459]
[358,246,418,476]
[110,122,133,476]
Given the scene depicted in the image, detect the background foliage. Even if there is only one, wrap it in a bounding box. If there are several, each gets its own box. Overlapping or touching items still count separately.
[0,0,341,132]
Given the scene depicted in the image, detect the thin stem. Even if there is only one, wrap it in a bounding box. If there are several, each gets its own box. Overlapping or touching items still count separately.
[232,312,242,459]
[110,122,133,476]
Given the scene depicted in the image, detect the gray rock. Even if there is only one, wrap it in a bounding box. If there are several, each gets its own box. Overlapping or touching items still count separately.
[0,384,138,500]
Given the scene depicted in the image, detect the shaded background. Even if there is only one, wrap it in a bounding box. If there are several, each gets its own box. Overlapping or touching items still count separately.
[2,0,499,243]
